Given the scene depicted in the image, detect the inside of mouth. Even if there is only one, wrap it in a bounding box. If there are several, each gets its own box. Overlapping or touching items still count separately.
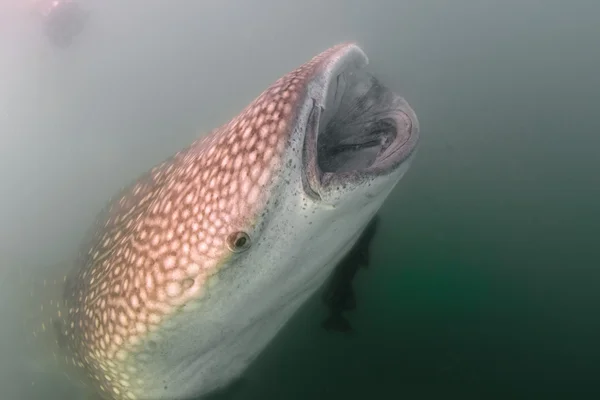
[316,70,399,173]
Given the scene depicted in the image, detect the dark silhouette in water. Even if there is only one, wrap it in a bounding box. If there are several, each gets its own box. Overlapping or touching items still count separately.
[40,0,88,48]
[321,215,380,332]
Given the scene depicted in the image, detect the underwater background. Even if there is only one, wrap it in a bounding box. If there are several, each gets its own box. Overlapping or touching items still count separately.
[1,1,599,399]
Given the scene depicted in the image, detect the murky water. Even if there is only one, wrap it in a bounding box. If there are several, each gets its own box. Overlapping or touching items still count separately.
[1,1,599,399]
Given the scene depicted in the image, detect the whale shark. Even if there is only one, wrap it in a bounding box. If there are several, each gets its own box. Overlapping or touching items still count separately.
[21,42,420,400]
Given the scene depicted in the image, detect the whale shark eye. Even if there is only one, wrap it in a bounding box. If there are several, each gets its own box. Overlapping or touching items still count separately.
[227,232,251,253]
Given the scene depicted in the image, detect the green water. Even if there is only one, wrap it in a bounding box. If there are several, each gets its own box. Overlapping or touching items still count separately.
[222,2,600,399]
[2,1,599,399]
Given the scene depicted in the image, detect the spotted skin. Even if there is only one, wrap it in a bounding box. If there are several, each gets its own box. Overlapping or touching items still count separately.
[26,43,377,400]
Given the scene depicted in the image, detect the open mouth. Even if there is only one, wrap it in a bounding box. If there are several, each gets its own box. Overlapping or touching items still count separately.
[302,65,419,199]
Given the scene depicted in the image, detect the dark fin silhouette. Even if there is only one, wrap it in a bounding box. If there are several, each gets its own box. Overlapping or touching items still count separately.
[357,248,370,269]
[322,313,353,333]
[357,214,380,269]
[342,287,357,311]
[323,286,356,311]
[320,214,381,333]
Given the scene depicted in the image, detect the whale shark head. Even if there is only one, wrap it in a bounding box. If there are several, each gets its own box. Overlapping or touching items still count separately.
[22,43,419,400]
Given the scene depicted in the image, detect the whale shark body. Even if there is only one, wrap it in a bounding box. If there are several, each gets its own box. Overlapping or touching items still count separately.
[22,43,420,400]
